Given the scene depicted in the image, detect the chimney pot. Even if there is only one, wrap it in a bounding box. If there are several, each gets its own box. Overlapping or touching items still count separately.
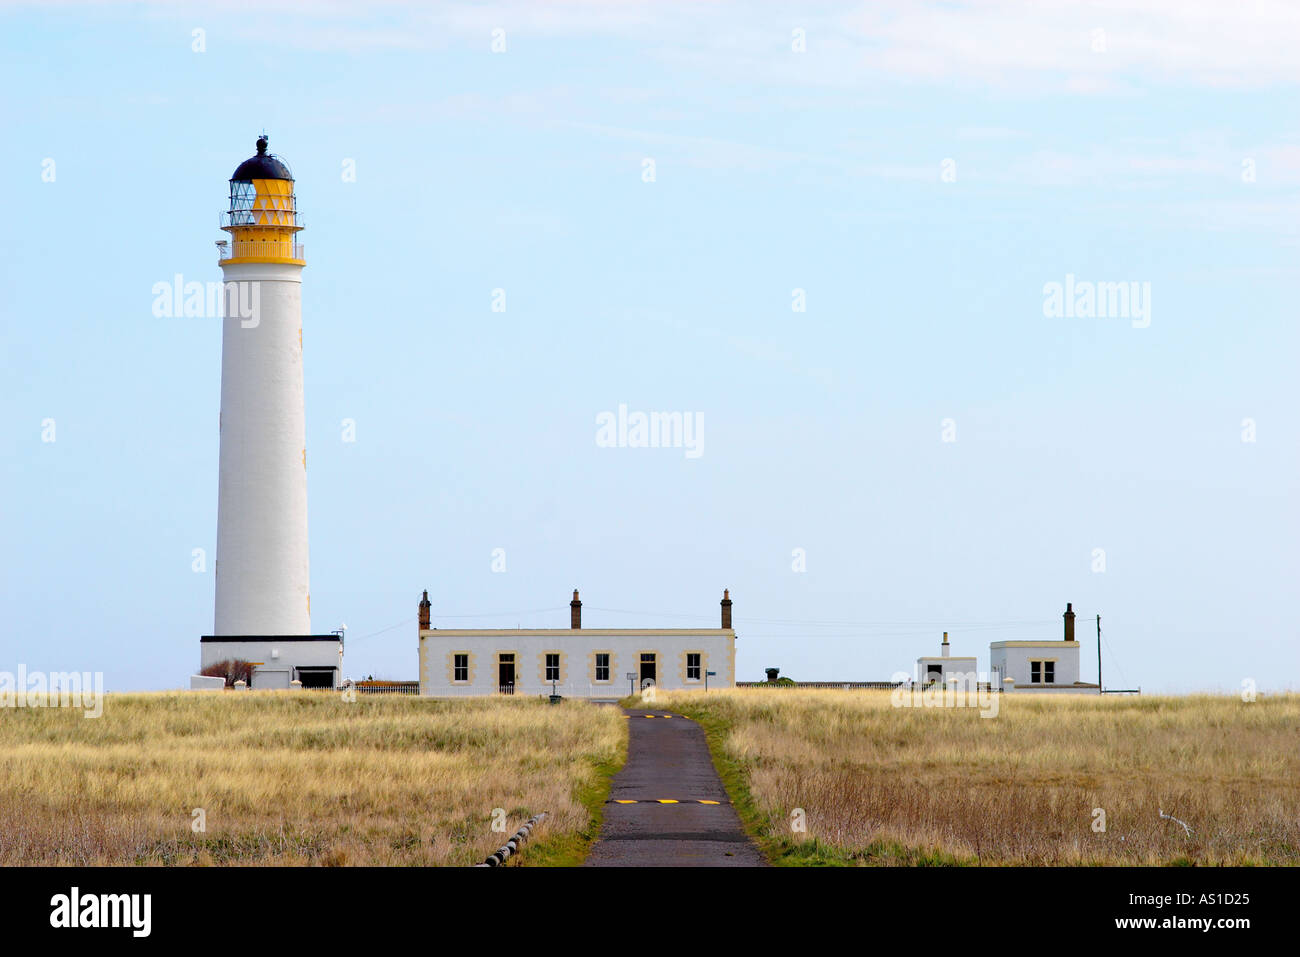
[570,589,582,629]
[720,588,733,629]
[1064,602,1076,642]
[418,589,431,631]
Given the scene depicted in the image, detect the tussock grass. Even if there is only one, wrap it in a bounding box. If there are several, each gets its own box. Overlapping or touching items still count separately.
[649,689,1300,866]
[0,692,624,866]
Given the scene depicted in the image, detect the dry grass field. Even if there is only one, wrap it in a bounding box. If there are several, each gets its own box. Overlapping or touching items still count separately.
[0,692,625,866]
[651,688,1300,866]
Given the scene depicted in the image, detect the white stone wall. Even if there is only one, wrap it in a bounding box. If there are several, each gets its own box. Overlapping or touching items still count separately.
[915,656,979,685]
[419,630,735,699]
[200,637,341,688]
[214,261,311,636]
[990,641,1083,689]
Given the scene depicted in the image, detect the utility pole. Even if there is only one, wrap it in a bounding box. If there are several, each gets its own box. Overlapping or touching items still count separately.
[1096,614,1103,694]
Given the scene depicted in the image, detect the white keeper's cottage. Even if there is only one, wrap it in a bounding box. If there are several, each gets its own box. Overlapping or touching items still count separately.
[417,589,737,700]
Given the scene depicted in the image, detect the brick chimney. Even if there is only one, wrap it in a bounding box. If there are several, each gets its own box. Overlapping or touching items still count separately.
[1064,602,1075,642]
[418,590,431,631]
[720,589,733,629]
[570,589,582,629]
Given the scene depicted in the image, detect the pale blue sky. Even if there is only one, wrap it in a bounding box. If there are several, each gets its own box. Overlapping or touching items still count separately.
[1,1,1297,692]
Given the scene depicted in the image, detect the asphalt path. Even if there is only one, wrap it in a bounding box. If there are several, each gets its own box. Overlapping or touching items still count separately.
[584,708,766,867]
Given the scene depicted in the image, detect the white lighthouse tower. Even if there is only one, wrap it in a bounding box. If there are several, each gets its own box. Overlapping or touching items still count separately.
[200,135,341,689]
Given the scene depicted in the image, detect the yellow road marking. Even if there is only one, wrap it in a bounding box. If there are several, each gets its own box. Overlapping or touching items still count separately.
[606,798,729,805]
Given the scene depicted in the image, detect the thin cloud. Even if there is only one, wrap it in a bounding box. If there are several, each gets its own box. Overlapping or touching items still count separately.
[14,1,1297,90]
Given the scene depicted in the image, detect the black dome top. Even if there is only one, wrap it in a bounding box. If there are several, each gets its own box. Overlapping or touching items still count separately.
[230,135,293,182]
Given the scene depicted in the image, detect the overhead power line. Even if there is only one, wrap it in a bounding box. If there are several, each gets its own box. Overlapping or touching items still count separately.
[432,606,566,620]
[349,606,569,645]
[348,616,416,644]
[349,605,1078,645]
[590,606,1059,630]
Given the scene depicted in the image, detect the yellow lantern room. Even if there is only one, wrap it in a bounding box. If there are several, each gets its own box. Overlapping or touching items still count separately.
[218,135,304,266]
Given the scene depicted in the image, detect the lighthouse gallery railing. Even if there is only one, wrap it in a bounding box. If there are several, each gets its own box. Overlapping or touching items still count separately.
[217,240,305,261]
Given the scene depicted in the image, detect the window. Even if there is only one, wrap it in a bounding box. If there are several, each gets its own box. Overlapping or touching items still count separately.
[1044,661,1055,684]
[595,653,610,682]
[1030,661,1041,683]
[228,181,256,224]
[453,653,468,682]
[545,653,560,682]
[686,653,702,681]
[296,668,335,689]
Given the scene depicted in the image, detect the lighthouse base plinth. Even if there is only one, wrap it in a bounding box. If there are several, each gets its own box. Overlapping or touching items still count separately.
[199,635,343,690]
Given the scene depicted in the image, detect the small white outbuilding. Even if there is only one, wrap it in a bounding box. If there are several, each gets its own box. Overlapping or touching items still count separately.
[200,635,343,689]
[989,603,1100,693]
[916,632,978,687]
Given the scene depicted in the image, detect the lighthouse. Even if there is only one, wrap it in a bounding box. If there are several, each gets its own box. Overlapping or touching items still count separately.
[200,135,342,689]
